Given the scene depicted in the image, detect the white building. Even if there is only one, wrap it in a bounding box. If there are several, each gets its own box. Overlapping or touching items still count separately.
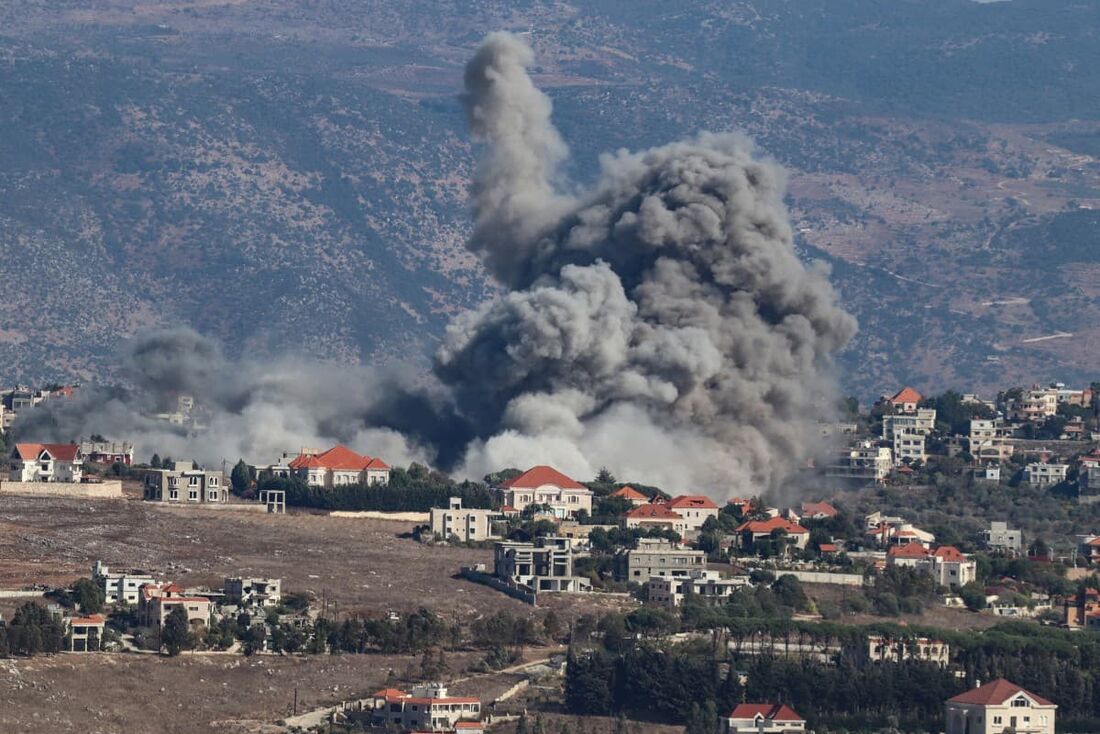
[724,704,807,734]
[892,431,927,465]
[882,408,936,441]
[361,684,481,732]
[647,569,750,608]
[430,498,502,542]
[865,634,950,667]
[984,521,1023,555]
[9,443,83,482]
[945,679,1055,734]
[92,561,158,606]
[287,445,390,487]
[1026,462,1068,486]
[494,465,593,519]
[224,577,282,607]
[827,440,893,483]
[143,461,228,503]
[665,495,720,534]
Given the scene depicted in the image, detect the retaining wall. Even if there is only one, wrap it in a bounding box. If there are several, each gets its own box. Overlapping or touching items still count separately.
[774,570,865,587]
[0,480,123,499]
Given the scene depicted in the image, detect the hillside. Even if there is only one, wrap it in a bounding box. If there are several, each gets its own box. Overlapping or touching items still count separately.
[1,0,1099,399]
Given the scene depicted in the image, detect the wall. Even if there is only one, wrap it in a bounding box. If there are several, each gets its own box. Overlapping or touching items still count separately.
[775,570,865,587]
[0,480,123,499]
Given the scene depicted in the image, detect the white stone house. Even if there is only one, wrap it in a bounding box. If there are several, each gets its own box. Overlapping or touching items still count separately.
[9,443,83,482]
[945,679,1055,734]
[494,465,593,519]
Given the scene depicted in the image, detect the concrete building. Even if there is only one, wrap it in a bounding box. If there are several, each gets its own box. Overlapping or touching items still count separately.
[646,569,750,608]
[984,521,1023,555]
[80,440,135,466]
[864,634,950,667]
[887,387,923,414]
[92,561,158,606]
[614,538,706,583]
[882,408,936,441]
[976,465,1001,482]
[1026,462,1068,486]
[826,440,893,483]
[969,418,1015,464]
[9,443,83,482]
[493,537,590,593]
[887,545,976,587]
[724,704,807,734]
[1010,387,1060,422]
[494,465,593,519]
[945,679,1055,734]
[288,445,390,487]
[1079,464,1100,504]
[666,495,720,534]
[66,614,107,652]
[138,583,212,629]
[430,498,502,542]
[892,431,927,465]
[359,684,481,732]
[224,577,282,608]
[144,462,228,503]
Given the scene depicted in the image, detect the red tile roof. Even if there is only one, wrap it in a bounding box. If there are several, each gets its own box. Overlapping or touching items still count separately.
[801,501,838,518]
[668,495,719,510]
[728,703,804,722]
[69,614,107,626]
[625,504,683,521]
[933,546,968,562]
[288,445,386,472]
[735,517,808,535]
[890,387,923,405]
[499,465,586,490]
[818,543,839,553]
[610,486,648,501]
[13,443,81,462]
[888,544,930,558]
[948,679,1054,707]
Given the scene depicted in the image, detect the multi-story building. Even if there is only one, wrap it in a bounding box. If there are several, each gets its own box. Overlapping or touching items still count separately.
[984,521,1023,555]
[223,577,282,608]
[887,387,923,414]
[864,634,950,667]
[666,495,719,533]
[430,498,502,542]
[969,419,1015,464]
[886,544,976,587]
[66,614,107,652]
[492,537,590,593]
[79,441,135,466]
[646,569,750,608]
[892,431,927,465]
[9,443,83,482]
[622,503,687,536]
[1026,462,1068,486]
[734,517,810,551]
[143,462,228,503]
[138,582,213,629]
[882,408,936,441]
[1080,464,1100,504]
[494,465,593,519]
[945,679,1055,734]
[614,538,706,582]
[724,704,807,734]
[826,440,893,483]
[1009,387,1059,422]
[359,685,482,732]
[288,445,390,487]
[92,561,158,606]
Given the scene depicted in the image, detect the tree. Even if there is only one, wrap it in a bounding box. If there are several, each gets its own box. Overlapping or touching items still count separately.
[150,453,161,469]
[543,610,562,641]
[162,606,193,656]
[230,459,252,496]
[960,582,987,611]
[72,578,105,614]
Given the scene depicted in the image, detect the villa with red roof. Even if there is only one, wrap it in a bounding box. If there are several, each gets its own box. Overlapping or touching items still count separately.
[888,386,924,414]
[945,679,1055,734]
[9,443,83,482]
[494,466,593,519]
[666,495,719,533]
[800,501,838,520]
[66,614,106,652]
[356,684,482,732]
[887,544,977,587]
[138,582,213,630]
[609,485,649,506]
[734,517,809,551]
[288,445,390,488]
[724,703,806,733]
[623,503,687,536]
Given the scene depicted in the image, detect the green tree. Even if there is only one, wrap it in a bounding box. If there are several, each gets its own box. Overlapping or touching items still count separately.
[150,453,161,469]
[161,606,193,656]
[72,578,105,614]
[230,459,252,495]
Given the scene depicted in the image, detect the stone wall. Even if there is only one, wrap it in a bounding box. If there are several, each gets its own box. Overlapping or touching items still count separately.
[0,480,123,499]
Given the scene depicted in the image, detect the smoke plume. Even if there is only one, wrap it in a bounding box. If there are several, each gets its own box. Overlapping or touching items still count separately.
[15,32,856,497]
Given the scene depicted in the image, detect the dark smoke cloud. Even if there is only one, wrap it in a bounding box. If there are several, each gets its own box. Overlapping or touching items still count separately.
[16,33,856,497]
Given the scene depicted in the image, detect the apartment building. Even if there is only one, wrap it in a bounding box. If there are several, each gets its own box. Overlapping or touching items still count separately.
[614,538,706,582]
[493,537,590,593]
[984,521,1023,555]
[92,561,158,605]
[223,577,282,608]
[1026,462,1068,486]
[969,419,1015,464]
[647,569,750,608]
[882,408,936,441]
[494,465,593,519]
[826,440,893,483]
[430,498,502,542]
[143,461,228,503]
[9,443,83,482]
[892,431,927,465]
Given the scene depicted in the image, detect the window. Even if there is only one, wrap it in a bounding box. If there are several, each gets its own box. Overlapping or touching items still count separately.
[188,489,199,501]
[188,476,200,487]
[1012,697,1030,708]
[209,477,218,486]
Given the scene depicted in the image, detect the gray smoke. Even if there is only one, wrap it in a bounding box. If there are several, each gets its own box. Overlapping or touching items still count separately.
[441,32,858,494]
[15,33,856,498]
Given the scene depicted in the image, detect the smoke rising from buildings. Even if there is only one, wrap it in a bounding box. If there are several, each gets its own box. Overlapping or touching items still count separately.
[15,32,856,497]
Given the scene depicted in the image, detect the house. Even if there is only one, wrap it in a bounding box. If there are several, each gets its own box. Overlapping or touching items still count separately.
[800,501,838,520]
[430,498,503,542]
[666,495,720,533]
[891,431,927,466]
[968,419,1015,464]
[826,440,893,483]
[92,561,158,606]
[288,445,390,488]
[1009,387,1060,422]
[727,497,755,516]
[79,440,135,466]
[1080,464,1100,504]
[886,543,931,568]
[1064,587,1100,628]
[868,521,935,549]
[887,387,923,414]
[984,521,1023,555]
[887,545,976,587]
[614,538,706,582]
[9,443,83,482]
[864,634,950,667]
[723,704,807,734]
[224,577,282,608]
[945,679,1055,734]
[143,461,228,503]
[647,568,750,608]
[66,614,107,652]
[882,408,936,441]
[494,465,594,519]
[1026,462,1068,486]
[734,517,810,551]
[975,465,1001,482]
[623,503,687,536]
[356,684,481,732]
[608,486,649,506]
[138,583,213,629]
[492,537,590,593]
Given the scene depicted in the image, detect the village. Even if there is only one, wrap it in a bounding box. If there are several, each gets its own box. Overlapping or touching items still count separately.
[2,380,1100,734]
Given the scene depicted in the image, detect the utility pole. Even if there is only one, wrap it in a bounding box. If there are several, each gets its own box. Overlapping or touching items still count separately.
[293,687,298,716]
